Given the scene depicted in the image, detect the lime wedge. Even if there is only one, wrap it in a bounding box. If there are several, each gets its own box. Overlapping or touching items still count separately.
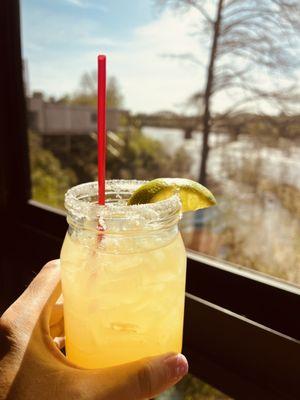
[127,178,216,212]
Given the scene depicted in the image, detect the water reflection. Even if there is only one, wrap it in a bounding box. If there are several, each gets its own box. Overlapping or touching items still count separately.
[144,128,300,285]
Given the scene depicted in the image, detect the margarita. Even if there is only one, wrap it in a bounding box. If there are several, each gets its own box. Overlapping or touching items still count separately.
[60,180,186,369]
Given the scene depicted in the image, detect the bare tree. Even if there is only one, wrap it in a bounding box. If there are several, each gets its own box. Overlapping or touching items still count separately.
[79,70,97,97]
[106,76,124,109]
[160,0,300,185]
[72,72,124,108]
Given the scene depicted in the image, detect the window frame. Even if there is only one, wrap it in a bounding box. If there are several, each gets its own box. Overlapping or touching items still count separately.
[1,1,300,399]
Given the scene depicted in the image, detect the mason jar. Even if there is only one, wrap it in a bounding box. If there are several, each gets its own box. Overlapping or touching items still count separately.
[60,180,187,369]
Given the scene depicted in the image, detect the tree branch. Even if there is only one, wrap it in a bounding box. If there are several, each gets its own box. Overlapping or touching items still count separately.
[183,0,214,24]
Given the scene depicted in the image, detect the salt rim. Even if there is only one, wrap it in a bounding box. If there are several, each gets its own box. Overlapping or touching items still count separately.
[65,180,182,225]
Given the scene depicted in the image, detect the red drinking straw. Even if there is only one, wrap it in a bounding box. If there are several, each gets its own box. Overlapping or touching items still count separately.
[97,55,106,205]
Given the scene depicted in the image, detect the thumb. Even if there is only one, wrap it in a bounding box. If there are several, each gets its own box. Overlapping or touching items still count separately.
[79,352,188,400]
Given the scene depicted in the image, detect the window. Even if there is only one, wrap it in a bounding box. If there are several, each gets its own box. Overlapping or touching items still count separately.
[20,0,300,288]
[1,1,300,399]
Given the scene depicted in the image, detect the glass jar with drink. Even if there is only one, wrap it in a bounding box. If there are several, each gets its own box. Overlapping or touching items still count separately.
[60,180,187,369]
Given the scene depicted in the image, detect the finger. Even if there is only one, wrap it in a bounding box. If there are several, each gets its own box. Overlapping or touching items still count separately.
[53,336,65,350]
[50,301,64,339]
[5,260,61,332]
[49,303,64,339]
[50,303,64,328]
[50,320,64,339]
[79,352,188,400]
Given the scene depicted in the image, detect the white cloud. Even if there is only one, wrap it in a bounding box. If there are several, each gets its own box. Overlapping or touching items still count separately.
[65,0,85,7]
[26,7,207,113]
[25,6,299,114]
[65,0,108,11]
[81,8,207,113]
[117,13,205,112]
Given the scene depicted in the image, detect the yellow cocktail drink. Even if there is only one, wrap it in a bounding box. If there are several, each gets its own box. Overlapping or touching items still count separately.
[60,180,187,369]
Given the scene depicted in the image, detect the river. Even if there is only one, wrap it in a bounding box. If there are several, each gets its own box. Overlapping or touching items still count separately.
[142,126,300,188]
[142,126,300,285]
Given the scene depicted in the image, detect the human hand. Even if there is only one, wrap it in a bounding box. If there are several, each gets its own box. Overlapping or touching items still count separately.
[0,261,188,400]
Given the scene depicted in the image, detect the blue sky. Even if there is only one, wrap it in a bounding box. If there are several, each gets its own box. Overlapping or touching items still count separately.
[21,0,208,113]
[20,0,299,114]
[21,0,154,45]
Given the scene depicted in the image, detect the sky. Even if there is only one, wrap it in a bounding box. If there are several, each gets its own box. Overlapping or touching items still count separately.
[20,0,209,113]
[20,0,299,114]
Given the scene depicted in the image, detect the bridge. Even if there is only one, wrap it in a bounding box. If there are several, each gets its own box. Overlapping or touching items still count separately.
[27,93,240,140]
[136,112,202,139]
[135,111,238,139]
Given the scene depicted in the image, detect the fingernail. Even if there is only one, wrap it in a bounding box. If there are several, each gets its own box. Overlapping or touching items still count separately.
[164,353,189,380]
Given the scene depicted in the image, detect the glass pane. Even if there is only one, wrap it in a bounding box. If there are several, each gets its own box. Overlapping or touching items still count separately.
[157,374,232,399]
[21,1,300,285]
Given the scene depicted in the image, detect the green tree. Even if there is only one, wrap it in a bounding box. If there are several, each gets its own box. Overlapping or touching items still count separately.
[62,71,124,108]
[44,122,193,184]
[107,127,170,180]
[106,117,192,180]
[106,76,124,109]
[29,131,77,209]
[42,134,98,183]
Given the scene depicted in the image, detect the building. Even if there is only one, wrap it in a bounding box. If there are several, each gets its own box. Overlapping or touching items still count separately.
[27,92,126,135]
